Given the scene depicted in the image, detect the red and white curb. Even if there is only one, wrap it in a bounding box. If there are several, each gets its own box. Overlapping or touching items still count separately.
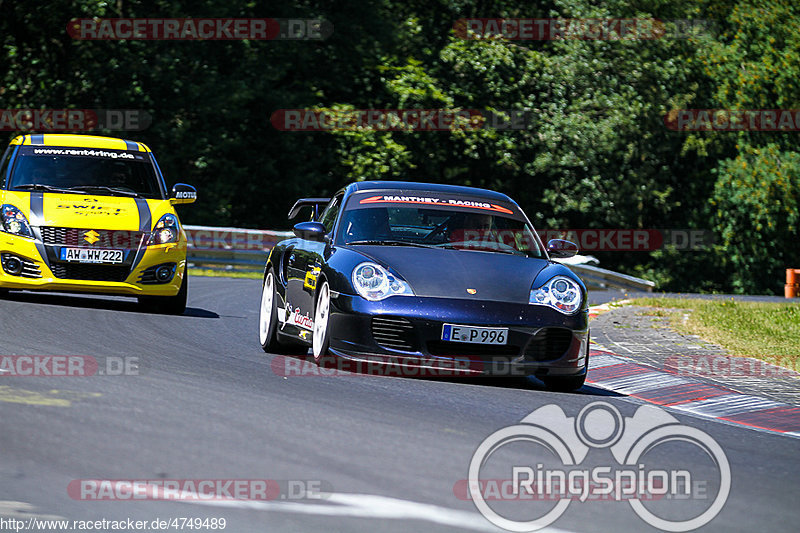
[586,349,800,436]
[587,303,800,438]
[588,299,631,319]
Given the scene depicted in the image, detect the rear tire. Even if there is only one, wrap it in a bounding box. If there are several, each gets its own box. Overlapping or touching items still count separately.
[259,269,280,352]
[138,271,187,315]
[259,268,309,355]
[543,373,586,392]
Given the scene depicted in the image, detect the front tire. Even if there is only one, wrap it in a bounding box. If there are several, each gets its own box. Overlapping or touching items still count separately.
[138,271,187,315]
[312,281,331,361]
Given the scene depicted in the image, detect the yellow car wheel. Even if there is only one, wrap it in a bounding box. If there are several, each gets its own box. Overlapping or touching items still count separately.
[138,271,187,315]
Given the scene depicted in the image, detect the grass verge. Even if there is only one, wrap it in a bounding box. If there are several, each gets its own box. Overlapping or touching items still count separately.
[632,297,800,367]
[188,268,261,279]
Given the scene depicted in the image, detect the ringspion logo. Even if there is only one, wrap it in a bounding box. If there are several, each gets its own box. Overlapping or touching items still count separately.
[463,402,730,531]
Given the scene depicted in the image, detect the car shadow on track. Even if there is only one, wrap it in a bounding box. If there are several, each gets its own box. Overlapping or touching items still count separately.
[0,290,219,318]
[428,376,624,397]
[272,352,624,397]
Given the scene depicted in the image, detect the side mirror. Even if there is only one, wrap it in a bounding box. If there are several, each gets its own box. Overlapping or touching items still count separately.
[170,183,197,205]
[293,221,328,242]
[547,239,579,259]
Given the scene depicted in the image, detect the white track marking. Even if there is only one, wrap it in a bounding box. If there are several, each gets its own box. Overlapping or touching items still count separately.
[0,500,65,521]
[671,394,785,417]
[595,372,689,394]
[138,486,579,533]
[587,354,626,369]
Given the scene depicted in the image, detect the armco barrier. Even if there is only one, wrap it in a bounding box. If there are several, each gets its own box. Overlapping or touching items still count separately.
[183,225,655,291]
[562,263,655,292]
[184,225,292,272]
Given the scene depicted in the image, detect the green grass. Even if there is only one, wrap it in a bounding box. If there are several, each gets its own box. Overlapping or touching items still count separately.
[188,268,261,279]
[632,298,800,366]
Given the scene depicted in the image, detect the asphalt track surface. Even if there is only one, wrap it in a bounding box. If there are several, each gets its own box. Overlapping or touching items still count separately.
[1,277,797,532]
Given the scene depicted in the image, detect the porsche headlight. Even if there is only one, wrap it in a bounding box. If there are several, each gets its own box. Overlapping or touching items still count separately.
[151,213,180,245]
[1,205,33,239]
[529,275,583,315]
[352,262,413,301]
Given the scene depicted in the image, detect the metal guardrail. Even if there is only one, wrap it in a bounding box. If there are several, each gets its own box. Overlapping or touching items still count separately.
[185,225,656,291]
[564,263,655,292]
[184,225,291,272]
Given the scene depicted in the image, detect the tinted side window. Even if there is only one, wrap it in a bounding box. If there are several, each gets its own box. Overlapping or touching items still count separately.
[318,194,342,233]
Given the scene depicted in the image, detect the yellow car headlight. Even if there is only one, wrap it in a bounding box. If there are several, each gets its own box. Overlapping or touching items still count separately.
[1,204,34,239]
[151,213,180,245]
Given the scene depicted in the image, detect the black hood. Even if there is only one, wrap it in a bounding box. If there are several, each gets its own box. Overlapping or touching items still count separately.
[351,245,549,304]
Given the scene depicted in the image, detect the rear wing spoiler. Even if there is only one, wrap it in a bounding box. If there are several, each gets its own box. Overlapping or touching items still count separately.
[288,198,331,220]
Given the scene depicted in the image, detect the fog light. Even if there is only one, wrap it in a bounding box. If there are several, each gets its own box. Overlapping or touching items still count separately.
[155,265,174,282]
[3,256,22,275]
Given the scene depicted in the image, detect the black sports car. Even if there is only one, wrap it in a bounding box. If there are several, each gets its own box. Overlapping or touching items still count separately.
[258,181,589,391]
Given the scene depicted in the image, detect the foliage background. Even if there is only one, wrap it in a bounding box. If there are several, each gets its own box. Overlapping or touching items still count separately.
[1,0,797,294]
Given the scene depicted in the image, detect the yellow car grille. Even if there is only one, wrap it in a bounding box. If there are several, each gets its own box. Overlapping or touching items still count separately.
[49,263,131,282]
[39,227,148,248]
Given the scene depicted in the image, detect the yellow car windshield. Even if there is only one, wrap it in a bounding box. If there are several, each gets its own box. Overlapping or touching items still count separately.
[8,145,164,199]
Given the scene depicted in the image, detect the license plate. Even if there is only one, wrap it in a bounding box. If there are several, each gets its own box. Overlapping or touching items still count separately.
[59,248,124,264]
[442,324,508,345]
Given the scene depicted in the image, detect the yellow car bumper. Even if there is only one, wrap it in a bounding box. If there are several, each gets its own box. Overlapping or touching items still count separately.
[0,232,186,297]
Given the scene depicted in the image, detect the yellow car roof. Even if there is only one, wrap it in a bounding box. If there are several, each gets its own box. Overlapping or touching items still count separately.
[10,134,150,152]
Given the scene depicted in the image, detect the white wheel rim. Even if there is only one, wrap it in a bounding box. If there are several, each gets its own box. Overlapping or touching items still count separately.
[259,273,274,345]
[313,283,330,359]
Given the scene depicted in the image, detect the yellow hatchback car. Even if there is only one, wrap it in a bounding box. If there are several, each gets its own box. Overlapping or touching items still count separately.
[0,134,196,313]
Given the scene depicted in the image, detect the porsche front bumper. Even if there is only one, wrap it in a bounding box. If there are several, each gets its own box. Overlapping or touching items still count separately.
[326,293,590,378]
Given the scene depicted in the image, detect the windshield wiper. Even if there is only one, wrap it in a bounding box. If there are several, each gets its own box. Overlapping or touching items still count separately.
[66,185,142,198]
[13,184,76,194]
[347,240,438,249]
[436,242,519,255]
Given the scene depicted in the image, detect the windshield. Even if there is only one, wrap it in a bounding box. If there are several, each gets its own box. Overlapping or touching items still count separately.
[7,145,164,199]
[338,192,545,258]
